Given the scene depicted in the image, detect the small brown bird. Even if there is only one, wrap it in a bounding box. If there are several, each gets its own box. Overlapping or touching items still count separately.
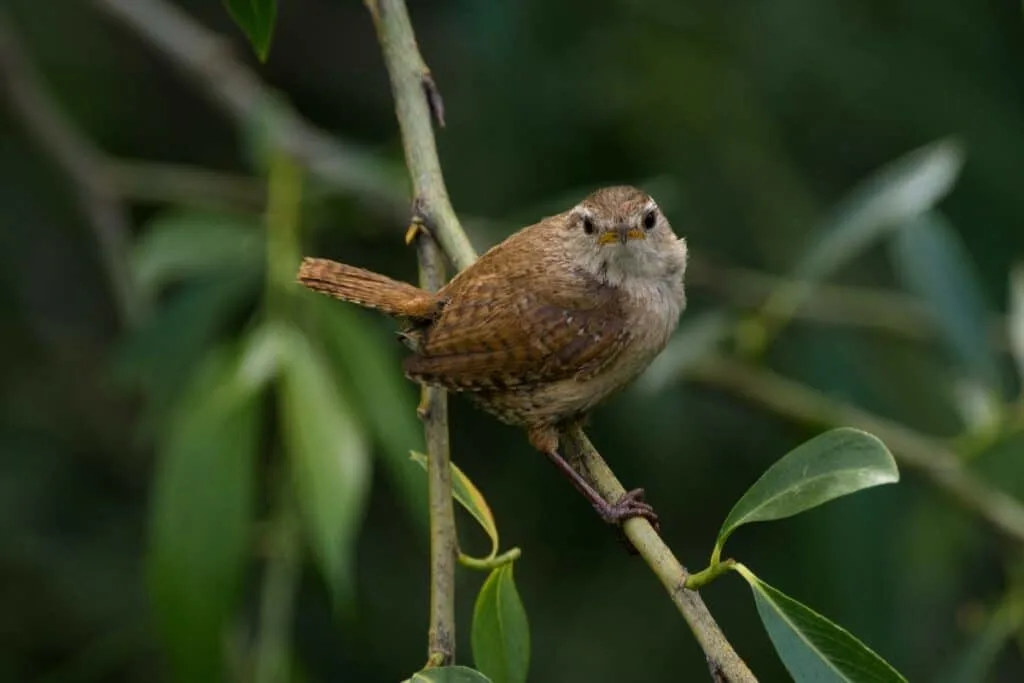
[297,185,688,527]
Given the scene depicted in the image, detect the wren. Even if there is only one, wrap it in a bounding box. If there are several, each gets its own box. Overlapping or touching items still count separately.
[297,185,688,528]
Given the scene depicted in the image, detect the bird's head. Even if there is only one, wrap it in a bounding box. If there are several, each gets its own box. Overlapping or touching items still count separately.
[561,185,688,289]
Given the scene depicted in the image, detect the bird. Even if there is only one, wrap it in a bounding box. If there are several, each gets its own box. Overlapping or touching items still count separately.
[297,185,688,528]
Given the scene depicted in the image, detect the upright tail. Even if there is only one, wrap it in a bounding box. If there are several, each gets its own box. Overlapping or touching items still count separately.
[296,257,439,319]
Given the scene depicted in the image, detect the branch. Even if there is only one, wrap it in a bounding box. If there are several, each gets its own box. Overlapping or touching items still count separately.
[0,10,142,327]
[363,0,463,665]
[690,355,1024,544]
[563,426,757,682]
[364,0,752,678]
[91,0,408,224]
[687,258,1011,351]
[109,160,266,212]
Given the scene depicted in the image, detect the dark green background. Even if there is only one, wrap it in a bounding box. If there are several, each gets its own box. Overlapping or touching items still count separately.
[3,0,1024,681]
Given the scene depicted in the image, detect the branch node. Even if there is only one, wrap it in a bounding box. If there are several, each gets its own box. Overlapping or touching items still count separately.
[421,71,445,128]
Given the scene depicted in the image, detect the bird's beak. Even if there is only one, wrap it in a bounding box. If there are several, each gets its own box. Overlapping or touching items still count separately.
[599,225,646,245]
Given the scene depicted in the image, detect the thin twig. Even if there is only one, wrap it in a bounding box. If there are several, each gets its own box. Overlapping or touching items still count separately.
[689,356,1024,544]
[363,0,461,665]
[0,10,142,327]
[415,216,457,666]
[109,160,266,211]
[363,0,752,677]
[564,426,757,682]
[687,258,1011,351]
[91,0,408,224]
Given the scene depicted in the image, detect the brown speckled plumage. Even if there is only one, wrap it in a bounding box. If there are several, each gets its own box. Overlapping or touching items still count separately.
[298,185,688,528]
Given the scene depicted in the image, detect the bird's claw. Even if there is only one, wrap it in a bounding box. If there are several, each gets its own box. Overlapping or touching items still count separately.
[597,488,660,532]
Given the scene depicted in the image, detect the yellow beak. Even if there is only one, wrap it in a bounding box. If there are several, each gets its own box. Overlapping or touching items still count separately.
[599,227,646,245]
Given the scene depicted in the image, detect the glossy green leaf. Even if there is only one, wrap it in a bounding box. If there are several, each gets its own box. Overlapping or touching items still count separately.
[411,451,499,559]
[309,295,427,528]
[761,139,963,325]
[148,347,258,683]
[715,428,898,557]
[471,564,530,683]
[1008,264,1024,386]
[736,565,907,682]
[132,210,262,297]
[278,327,371,607]
[404,666,494,683]
[223,0,278,62]
[890,212,1001,396]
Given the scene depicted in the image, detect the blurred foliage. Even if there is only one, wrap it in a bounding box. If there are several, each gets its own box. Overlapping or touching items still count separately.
[2,0,1024,682]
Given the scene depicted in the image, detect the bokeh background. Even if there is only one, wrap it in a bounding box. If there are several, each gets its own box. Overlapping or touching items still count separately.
[3,0,1024,681]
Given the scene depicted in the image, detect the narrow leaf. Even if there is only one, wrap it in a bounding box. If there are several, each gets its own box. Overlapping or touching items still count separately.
[716,428,898,556]
[148,347,258,683]
[411,451,499,559]
[1008,264,1024,387]
[890,212,1001,396]
[310,296,427,528]
[279,327,371,607]
[736,565,907,682]
[132,210,262,297]
[471,564,531,683]
[405,666,495,683]
[762,139,964,324]
[223,0,278,61]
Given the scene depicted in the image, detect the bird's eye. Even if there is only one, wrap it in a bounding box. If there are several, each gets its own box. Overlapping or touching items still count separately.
[643,210,657,230]
[582,217,595,234]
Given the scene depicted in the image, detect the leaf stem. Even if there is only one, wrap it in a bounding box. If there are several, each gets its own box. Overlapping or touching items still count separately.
[684,559,737,591]
[458,548,522,571]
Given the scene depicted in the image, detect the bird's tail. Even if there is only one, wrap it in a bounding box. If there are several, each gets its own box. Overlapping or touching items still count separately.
[296,257,439,318]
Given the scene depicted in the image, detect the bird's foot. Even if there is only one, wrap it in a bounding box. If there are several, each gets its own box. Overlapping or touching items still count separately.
[595,488,660,532]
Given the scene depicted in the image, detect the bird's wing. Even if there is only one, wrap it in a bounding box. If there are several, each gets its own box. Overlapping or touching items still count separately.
[403,266,631,391]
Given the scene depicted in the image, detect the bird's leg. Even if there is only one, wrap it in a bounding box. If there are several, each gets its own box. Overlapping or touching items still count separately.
[528,425,659,530]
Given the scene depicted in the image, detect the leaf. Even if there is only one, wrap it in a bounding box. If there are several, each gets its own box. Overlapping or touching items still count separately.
[889,212,1002,397]
[471,564,531,683]
[715,428,898,558]
[113,268,259,424]
[735,565,907,682]
[309,295,427,528]
[405,666,495,683]
[278,327,371,607]
[132,210,262,297]
[411,451,498,559]
[147,346,258,683]
[761,139,964,326]
[223,0,278,62]
[1008,264,1024,387]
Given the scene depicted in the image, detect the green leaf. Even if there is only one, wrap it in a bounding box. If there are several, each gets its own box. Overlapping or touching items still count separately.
[308,295,427,528]
[278,327,371,607]
[147,346,259,683]
[890,212,1001,397]
[404,666,495,683]
[1008,263,1024,387]
[113,268,259,424]
[132,210,262,297]
[760,139,964,326]
[736,565,907,682]
[223,0,278,62]
[471,564,530,683]
[715,428,898,558]
[411,451,499,559]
